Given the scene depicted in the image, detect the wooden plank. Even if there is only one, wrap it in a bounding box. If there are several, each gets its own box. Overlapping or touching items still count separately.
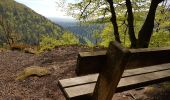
[123,63,170,77]
[64,69,170,99]
[76,46,170,75]
[59,63,170,88]
[65,83,95,99]
[79,51,106,57]
[59,74,98,88]
[76,51,107,75]
[126,47,170,69]
[117,69,170,91]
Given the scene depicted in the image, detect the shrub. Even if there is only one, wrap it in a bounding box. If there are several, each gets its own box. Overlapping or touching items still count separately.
[39,35,61,52]
[39,32,79,52]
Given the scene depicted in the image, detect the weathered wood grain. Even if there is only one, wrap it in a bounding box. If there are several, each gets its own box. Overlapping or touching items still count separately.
[92,41,130,100]
[76,51,106,75]
[59,74,98,88]
[76,46,170,75]
[63,69,170,99]
[59,63,170,88]
[127,47,170,69]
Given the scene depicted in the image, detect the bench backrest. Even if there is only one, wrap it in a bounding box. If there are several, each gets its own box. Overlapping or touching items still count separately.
[76,44,170,75]
[92,41,170,100]
[127,47,170,68]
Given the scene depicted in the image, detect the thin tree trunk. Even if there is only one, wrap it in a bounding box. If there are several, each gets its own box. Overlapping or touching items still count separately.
[137,0,164,48]
[107,0,121,43]
[126,0,137,48]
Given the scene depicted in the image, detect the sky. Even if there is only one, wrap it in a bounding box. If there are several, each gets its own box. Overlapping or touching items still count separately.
[14,0,170,19]
[15,0,76,19]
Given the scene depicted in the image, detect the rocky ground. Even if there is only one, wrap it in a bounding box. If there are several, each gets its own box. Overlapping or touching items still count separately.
[0,46,169,100]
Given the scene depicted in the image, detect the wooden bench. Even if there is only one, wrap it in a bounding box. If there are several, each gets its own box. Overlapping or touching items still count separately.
[59,41,170,100]
[76,44,170,76]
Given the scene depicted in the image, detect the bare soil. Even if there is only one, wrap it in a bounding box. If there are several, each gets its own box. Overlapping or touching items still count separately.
[0,46,169,100]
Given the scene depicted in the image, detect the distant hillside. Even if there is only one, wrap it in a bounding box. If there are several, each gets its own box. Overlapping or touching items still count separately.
[0,0,65,46]
[49,17,105,44]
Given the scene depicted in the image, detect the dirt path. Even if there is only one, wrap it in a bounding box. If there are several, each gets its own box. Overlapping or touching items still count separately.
[0,46,169,100]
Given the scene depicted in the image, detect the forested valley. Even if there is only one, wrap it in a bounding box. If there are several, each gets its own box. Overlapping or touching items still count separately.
[0,0,79,52]
[0,0,170,52]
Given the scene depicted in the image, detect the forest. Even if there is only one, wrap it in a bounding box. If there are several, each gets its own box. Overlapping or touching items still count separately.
[0,0,79,52]
[66,0,170,48]
[0,0,169,52]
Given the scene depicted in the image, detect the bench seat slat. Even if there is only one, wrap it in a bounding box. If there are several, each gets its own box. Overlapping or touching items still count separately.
[59,74,98,88]
[59,63,170,88]
[119,69,170,88]
[124,63,170,77]
[63,69,170,98]
[64,83,95,98]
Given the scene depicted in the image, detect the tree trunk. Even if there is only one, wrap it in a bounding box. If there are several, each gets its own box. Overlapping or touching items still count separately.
[126,0,137,48]
[137,0,164,48]
[107,0,121,43]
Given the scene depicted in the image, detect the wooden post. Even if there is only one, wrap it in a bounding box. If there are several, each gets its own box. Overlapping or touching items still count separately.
[92,41,130,100]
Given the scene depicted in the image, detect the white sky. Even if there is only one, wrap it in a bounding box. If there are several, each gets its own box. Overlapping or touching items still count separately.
[14,0,76,19]
[14,0,170,19]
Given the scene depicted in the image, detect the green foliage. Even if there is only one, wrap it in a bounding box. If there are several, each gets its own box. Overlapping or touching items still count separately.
[39,32,79,52]
[150,31,170,47]
[39,35,61,52]
[98,23,131,47]
[148,4,170,47]
[0,0,63,45]
[68,0,170,48]
[84,37,94,47]
[99,24,114,47]
[98,21,170,48]
[61,31,80,45]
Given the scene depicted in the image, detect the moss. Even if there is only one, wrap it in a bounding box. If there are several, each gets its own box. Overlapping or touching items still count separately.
[16,66,50,80]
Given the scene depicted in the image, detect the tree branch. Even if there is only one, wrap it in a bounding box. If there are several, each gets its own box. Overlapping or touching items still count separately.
[79,0,92,20]
[126,0,137,48]
[137,0,165,48]
[107,0,121,43]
